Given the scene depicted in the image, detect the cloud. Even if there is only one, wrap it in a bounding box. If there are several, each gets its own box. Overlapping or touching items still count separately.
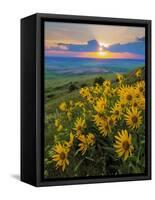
[136,36,145,42]
[67,39,100,52]
[46,37,145,58]
[106,37,145,55]
[46,39,100,52]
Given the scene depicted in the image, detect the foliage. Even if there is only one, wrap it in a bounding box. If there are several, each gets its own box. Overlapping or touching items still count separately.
[68,82,78,92]
[44,68,145,178]
[94,76,105,86]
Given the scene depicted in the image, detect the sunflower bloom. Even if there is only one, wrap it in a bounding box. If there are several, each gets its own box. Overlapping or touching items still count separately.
[113,130,134,160]
[116,100,126,110]
[121,86,136,104]
[110,88,117,97]
[75,101,84,108]
[93,114,105,126]
[108,115,116,127]
[55,119,63,132]
[64,132,74,148]
[135,68,142,78]
[67,111,72,120]
[110,104,122,119]
[52,143,69,171]
[125,107,142,129]
[77,133,95,155]
[131,99,140,109]
[139,96,145,110]
[98,120,111,136]
[87,133,95,145]
[77,134,88,155]
[59,102,67,111]
[94,97,107,114]
[93,84,102,95]
[103,80,111,88]
[87,94,94,103]
[73,117,86,134]
[135,80,145,94]
[80,87,90,98]
[116,73,123,84]
[68,132,74,147]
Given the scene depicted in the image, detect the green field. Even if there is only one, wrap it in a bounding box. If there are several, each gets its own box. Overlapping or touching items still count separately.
[45,73,115,112]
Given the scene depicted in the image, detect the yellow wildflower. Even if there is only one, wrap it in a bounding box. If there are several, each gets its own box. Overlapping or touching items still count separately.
[125,107,142,129]
[110,104,122,119]
[116,73,123,84]
[55,119,63,132]
[135,68,142,78]
[113,130,134,160]
[94,97,107,114]
[52,143,69,171]
[73,117,86,134]
[78,133,95,155]
[59,102,67,111]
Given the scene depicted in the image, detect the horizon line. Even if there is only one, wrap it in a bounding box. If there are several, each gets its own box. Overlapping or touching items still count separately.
[45,55,145,61]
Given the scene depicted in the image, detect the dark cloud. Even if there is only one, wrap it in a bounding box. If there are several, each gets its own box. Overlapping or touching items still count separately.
[136,36,145,42]
[47,37,145,56]
[106,37,145,55]
[67,40,100,52]
[47,40,100,52]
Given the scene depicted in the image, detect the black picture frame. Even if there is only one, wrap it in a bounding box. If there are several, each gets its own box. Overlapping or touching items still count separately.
[21,13,151,187]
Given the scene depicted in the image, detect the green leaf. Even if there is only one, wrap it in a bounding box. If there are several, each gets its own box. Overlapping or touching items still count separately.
[74,159,84,172]
[102,146,114,152]
[85,157,95,162]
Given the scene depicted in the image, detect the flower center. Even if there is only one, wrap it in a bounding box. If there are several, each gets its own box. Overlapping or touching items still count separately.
[60,152,66,160]
[77,126,81,131]
[105,124,109,130]
[109,119,113,126]
[132,116,138,123]
[127,94,132,101]
[101,116,107,121]
[121,104,125,108]
[115,110,119,115]
[116,78,119,82]
[122,141,130,151]
[136,94,140,98]
[139,87,143,92]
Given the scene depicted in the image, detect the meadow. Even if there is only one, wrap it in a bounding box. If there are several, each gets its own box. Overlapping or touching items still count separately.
[44,67,145,178]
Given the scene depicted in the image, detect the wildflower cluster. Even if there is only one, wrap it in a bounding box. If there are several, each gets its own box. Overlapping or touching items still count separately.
[45,68,145,177]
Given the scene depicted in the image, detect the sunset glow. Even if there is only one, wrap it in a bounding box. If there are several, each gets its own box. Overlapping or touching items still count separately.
[45,22,145,60]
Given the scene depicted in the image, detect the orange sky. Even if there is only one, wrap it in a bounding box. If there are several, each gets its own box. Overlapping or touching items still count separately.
[45,49,144,59]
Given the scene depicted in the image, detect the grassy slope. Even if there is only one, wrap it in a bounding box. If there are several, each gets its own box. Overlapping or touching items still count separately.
[45,66,145,115]
[45,73,115,114]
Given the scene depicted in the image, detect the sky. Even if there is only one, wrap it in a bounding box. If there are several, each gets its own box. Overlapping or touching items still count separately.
[45,22,145,59]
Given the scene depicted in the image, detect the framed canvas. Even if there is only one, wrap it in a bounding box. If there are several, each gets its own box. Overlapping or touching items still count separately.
[21,13,151,187]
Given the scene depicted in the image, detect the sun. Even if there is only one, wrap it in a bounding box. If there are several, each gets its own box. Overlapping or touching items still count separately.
[99,42,110,48]
[99,51,105,56]
[98,46,106,57]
